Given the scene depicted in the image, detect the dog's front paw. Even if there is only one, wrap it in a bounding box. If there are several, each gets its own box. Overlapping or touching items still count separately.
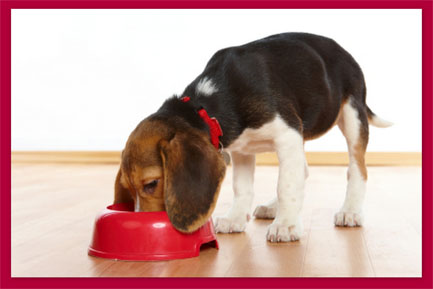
[266,219,303,242]
[334,211,363,227]
[253,204,276,219]
[214,215,248,233]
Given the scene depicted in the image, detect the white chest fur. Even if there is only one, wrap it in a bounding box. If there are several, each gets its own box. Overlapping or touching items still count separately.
[226,115,292,154]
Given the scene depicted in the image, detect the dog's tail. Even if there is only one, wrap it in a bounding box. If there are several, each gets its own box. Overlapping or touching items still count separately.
[366,106,393,128]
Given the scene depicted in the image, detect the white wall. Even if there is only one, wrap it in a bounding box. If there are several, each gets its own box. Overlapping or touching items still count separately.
[12,9,421,152]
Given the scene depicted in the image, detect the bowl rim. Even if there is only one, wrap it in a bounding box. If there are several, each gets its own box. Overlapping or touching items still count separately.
[106,203,168,215]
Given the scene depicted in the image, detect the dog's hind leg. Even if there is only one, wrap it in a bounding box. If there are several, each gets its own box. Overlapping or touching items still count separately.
[334,98,369,227]
[253,197,278,219]
[214,152,255,233]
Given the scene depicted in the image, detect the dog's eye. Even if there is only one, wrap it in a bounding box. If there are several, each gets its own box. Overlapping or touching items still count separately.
[142,180,159,194]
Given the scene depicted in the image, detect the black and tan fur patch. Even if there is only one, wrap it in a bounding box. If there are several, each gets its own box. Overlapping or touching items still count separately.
[159,128,226,233]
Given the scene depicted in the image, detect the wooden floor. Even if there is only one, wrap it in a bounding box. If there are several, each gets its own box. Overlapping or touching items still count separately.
[11,164,421,277]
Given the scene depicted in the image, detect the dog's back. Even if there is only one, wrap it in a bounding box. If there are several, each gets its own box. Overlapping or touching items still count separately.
[183,32,366,143]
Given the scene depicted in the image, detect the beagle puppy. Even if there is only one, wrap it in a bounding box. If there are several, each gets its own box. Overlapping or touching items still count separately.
[114,32,391,242]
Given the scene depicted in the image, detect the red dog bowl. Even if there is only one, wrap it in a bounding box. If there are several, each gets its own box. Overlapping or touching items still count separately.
[88,203,218,261]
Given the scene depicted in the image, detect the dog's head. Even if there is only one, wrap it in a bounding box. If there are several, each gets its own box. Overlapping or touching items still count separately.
[115,117,226,233]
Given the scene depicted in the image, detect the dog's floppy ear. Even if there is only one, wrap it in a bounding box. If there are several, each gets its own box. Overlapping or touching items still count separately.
[159,130,226,233]
[113,168,133,204]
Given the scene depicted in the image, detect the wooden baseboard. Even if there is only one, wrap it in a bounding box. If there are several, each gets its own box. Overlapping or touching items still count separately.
[11,151,122,164]
[258,152,421,166]
[11,151,421,166]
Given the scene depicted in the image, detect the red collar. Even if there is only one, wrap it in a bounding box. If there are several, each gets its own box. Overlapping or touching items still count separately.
[180,96,223,150]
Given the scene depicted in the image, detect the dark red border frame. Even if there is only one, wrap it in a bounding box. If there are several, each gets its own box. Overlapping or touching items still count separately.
[1,1,432,288]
